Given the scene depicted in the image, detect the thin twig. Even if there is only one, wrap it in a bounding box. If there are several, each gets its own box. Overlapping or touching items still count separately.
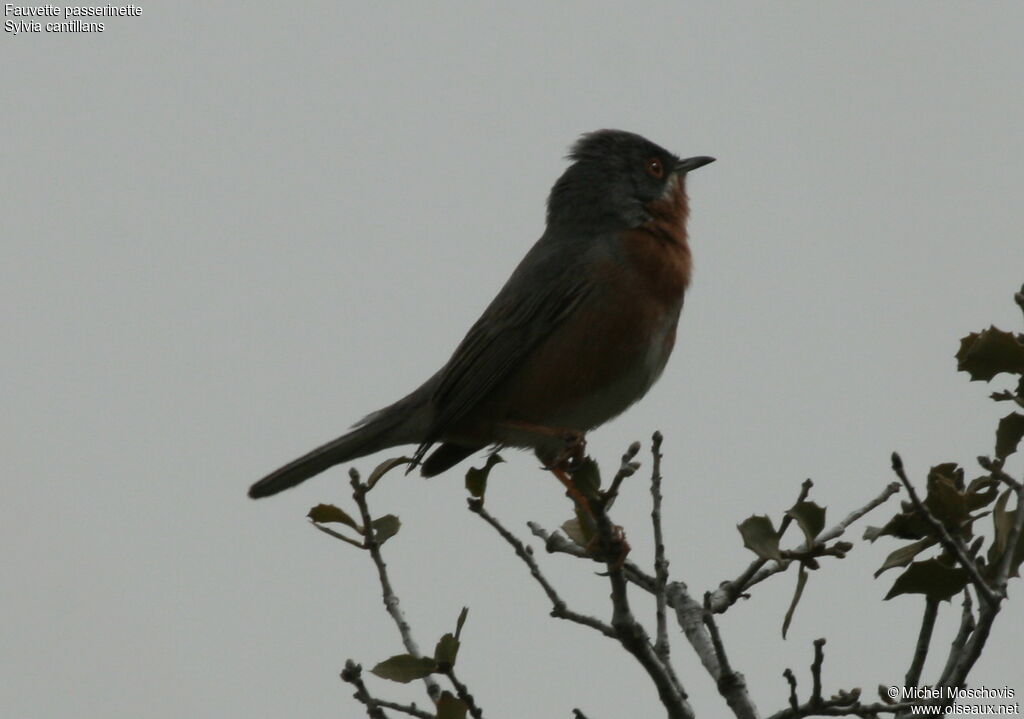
[701,593,759,719]
[978,456,1023,491]
[469,499,616,638]
[601,441,642,507]
[810,639,825,706]
[890,453,999,607]
[340,660,391,719]
[905,599,938,687]
[783,669,799,714]
[938,591,975,685]
[443,667,484,719]
[351,469,442,702]
[650,432,671,664]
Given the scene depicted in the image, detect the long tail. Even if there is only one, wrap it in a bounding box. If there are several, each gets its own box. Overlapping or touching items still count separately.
[248,396,425,499]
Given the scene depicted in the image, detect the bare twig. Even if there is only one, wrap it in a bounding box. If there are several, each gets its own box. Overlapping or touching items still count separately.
[583,472,694,719]
[702,593,759,719]
[350,469,442,702]
[650,432,671,664]
[443,667,484,719]
[905,599,938,687]
[340,660,393,719]
[469,499,616,638]
[783,669,799,714]
[810,639,825,705]
[978,456,1023,491]
[937,591,975,685]
[889,453,999,607]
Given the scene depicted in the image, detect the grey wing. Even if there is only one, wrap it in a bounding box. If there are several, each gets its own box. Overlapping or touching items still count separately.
[414,241,594,461]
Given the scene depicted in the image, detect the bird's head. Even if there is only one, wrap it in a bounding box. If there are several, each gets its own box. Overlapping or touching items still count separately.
[547,129,714,230]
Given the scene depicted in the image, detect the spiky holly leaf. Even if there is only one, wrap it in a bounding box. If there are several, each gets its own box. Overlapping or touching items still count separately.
[370,654,437,683]
[956,326,1024,382]
[465,454,504,499]
[307,503,361,532]
[786,501,826,545]
[995,412,1024,459]
[738,515,782,561]
[884,558,969,601]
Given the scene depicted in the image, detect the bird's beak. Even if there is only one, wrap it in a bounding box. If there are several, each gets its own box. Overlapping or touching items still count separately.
[674,156,716,174]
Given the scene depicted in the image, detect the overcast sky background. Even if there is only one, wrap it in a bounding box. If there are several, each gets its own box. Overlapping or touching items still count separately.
[4,2,1024,717]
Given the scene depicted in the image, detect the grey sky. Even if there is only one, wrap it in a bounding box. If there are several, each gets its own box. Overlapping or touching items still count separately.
[4,2,1023,717]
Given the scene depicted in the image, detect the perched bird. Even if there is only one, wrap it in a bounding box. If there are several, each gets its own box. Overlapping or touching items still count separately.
[250,130,714,499]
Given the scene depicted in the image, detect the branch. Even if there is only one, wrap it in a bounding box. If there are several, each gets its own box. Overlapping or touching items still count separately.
[904,598,938,687]
[703,593,759,719]
[889,453,999,607]
[350,469,442,702]
[650,432,671,664]
[590,493,694,719]
[344,663,407,719]
[469,499,616,638]
[937,591,975,685]
[708,482,900,613]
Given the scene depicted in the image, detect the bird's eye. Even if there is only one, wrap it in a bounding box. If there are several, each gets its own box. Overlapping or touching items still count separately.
[645,157,664,179]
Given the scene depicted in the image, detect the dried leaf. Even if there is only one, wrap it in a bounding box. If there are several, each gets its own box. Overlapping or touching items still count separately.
[366,456,413,490]
[454,606,469,640]
[782,564,808,639]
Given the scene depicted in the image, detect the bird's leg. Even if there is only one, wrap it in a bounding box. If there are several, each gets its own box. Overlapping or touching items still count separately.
[498,420,628,564]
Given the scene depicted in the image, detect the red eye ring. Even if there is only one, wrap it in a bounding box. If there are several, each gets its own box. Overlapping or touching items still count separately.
[645,157,664,179]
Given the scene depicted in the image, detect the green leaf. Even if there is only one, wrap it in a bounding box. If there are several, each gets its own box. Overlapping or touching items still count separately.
[465,454,504,499]
[434,633,459,667]
[782,564,808,639]
[307,503,361,532]
[738,515,782,561]
[370,514,401,544]
[956,326,1024,382]
[366,456,413,490]
[874,537,938,577]
[884,558,970,601]
[370,654,437,683]
[786,501,826,545]
[995,412,1024,459]
[454,606,468,641]
[436,691,469,719]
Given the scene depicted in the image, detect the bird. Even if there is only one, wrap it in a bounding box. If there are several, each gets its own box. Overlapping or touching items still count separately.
[249,130,714,499]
